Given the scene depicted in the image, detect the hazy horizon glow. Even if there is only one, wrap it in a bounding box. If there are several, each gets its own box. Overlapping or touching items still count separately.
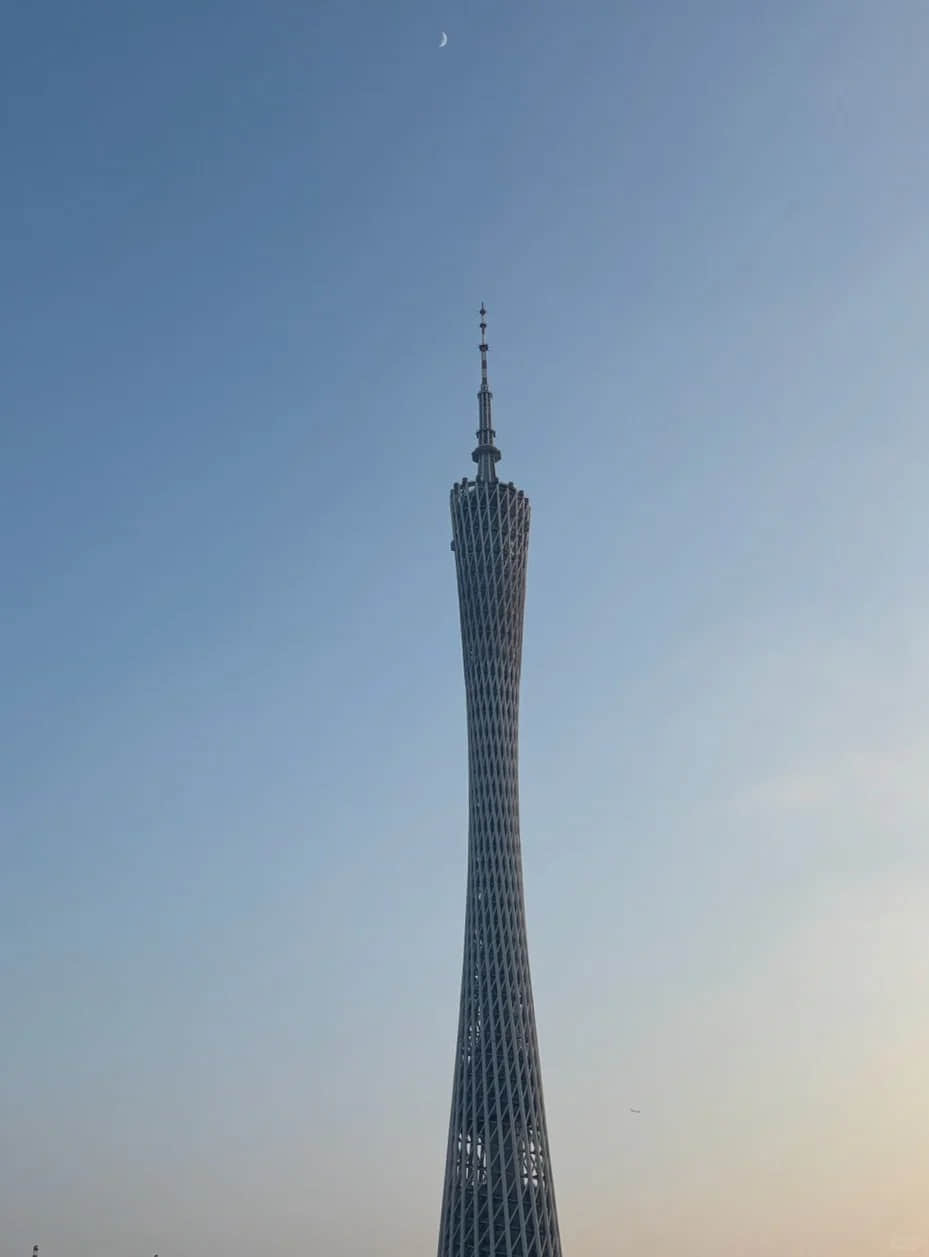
[2,1,928,1255]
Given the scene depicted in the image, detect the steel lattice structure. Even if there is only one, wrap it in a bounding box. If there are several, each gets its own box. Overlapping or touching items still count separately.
[437,309,563,1257]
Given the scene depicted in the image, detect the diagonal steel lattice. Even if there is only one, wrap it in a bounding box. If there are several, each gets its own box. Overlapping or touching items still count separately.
[437,310,563,1257]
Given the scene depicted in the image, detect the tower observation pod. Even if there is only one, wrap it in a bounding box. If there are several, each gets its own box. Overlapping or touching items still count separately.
[437,308,564,1257]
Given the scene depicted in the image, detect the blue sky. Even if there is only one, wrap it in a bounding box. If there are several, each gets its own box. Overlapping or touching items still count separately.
[2,1,928,1254]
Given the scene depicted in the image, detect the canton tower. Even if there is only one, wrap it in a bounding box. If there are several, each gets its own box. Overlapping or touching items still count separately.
[437,308,563,1257]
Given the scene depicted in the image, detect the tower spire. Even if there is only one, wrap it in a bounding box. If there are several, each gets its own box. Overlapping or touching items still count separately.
[472,303,501,482]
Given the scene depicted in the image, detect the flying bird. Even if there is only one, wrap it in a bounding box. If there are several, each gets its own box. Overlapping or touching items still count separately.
[439,31,448,47]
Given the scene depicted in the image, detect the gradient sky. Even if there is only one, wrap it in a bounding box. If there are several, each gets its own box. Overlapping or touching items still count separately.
[3,1,928,1255]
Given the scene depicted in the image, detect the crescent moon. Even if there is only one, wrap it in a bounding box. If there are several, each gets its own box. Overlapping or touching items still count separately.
[439,31,448,47]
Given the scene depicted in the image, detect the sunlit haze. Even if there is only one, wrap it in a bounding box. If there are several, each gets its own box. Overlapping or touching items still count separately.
[3,2,928,1255]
